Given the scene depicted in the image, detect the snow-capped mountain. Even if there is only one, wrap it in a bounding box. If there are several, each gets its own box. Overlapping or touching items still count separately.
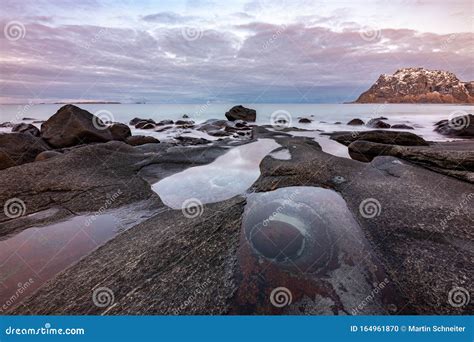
[355,68,474,103]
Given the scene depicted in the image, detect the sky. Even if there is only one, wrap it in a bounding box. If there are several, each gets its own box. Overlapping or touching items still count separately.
[0,0,473,104]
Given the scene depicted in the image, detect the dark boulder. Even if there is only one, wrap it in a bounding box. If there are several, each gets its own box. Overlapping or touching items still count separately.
[298,118,312,123]
[130,118,155,126]
[225,105,256,122]
[367,118,391,128]
[40,105,114,148]
[391,124,414,130]
[434,113,474,138]
[135,121,156,129]
[347,118,365,126]
[156,120,174,126]
[0,133,50,170]
[109,123,131,141]
[12,123,40,137]
[348,140,474,181]
[126,135,160,146]
[0,122,13,128]
[182,114,190,119]
[328,130,429,147]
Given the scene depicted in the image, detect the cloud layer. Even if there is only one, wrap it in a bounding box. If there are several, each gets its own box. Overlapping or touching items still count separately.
[0,0,473,103]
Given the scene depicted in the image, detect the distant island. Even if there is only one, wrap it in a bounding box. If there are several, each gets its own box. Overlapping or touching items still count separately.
[53,101,121,104]
[354,67,474,104]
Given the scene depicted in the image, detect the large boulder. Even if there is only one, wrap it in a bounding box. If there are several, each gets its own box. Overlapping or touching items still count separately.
[328,130,429,147]
[0,133,50,170]
[348,140,474,182]
[225,105,256,122]
[347,118,365,125]
[434,113,474,138]
[12,123,40,137]
[40,105,114,148]
[367,118,391,128]
[391,124,414,130]
[109,123,131,141]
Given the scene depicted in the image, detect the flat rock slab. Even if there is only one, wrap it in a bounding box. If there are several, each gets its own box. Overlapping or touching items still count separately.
[253,136,474,314]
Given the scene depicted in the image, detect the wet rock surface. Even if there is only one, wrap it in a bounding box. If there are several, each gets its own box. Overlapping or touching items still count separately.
[2,125,473,315]
[327,130,429,146]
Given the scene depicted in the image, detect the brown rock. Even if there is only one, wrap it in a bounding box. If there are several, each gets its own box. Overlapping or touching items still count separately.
[35,150,62,162]
[0,133,50,170]
[40,105,113,148]
[225,105,256,122]
[12,123,40,136]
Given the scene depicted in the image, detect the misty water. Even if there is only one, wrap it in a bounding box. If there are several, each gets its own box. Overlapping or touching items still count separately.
[1,103,473,142]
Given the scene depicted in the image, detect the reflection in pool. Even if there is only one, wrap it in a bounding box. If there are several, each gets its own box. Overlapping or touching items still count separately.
[0,202,157,311]
[233,186,404,315]
[152,139,280,209]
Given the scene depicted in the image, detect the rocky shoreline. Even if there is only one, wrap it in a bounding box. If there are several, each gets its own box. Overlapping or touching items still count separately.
[0,105,473,315]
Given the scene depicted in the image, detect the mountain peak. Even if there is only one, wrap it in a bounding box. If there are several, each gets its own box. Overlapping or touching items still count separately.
[355,68,473,103]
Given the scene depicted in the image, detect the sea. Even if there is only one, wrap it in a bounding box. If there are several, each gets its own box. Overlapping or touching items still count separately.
[1,103,473,144]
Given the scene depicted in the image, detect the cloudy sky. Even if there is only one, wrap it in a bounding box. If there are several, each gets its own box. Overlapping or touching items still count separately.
[1,0,473,104]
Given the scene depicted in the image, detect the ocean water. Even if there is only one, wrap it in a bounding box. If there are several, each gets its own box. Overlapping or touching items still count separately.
[1,103,473,142]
